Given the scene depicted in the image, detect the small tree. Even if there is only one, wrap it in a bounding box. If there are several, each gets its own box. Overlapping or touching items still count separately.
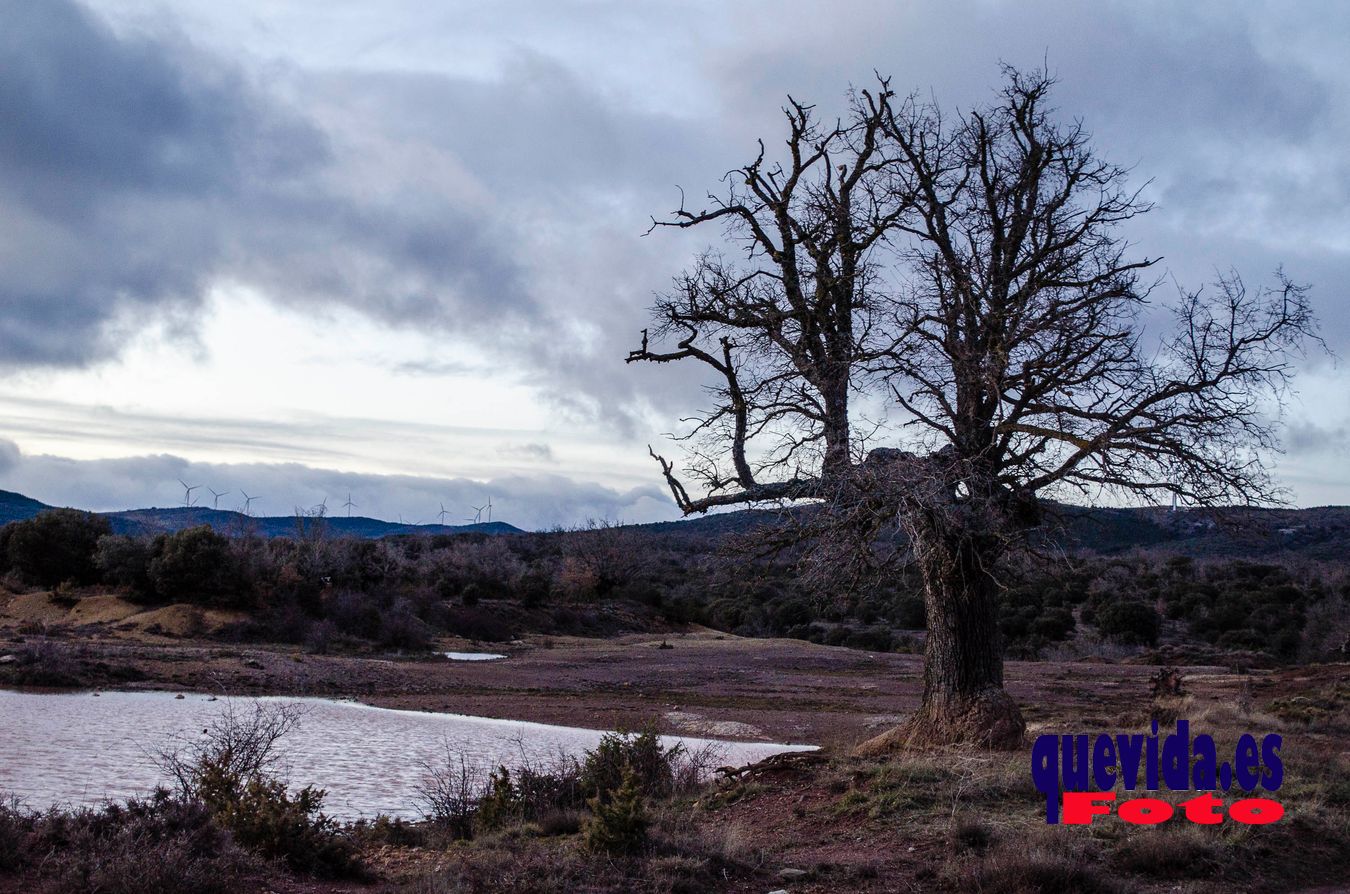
[628,67,1317,748]
[149,525,247,607]
[3,509,111,586]
[583,767,648,855]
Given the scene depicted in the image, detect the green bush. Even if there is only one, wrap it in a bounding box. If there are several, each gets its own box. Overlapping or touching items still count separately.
[580,731,677,802]
[3,509,111,586]
[583,768,648,855]
[163,701,361,879]
[94,534,156,598]
[205,775,356,877]
[1094,599,1161,646]
[149,526,248,607]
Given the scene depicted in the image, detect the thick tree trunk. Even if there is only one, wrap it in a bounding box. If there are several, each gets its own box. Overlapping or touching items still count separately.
[857,525,1025,754]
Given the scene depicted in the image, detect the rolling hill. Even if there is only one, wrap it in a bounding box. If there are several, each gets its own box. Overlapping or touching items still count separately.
[5,486,1350,558]
[0,490,521,538]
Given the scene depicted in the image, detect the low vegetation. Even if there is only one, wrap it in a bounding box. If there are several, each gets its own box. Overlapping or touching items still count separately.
[3,508,1349,671]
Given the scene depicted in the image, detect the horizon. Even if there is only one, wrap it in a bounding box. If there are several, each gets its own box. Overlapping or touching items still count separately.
[5,483,1347,537]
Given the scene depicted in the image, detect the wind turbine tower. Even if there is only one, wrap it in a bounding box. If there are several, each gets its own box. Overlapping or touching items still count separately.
[208,488,229,511]
[241,492,260,516]
[343,493,357,518]
[437,503,450,525]
[177,479,201,509]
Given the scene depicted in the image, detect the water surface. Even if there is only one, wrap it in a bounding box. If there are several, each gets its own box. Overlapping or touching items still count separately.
[0,689,813,819]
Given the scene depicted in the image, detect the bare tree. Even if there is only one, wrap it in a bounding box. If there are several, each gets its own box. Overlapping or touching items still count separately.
[628,67,1318,749]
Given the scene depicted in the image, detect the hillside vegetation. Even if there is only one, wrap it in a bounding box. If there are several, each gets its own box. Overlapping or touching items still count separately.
[2,505,1348,667]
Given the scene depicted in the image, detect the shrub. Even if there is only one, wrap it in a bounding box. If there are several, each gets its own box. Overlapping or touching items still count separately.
[15,791,258,894]
[303,618,338,654]
[0,795,31,872]
[583,768,648,855]
[476,766,520,831]
[416,748,484,840]
[94,534,156,598]
[378,599,431,650]
[156,700,361,878]
[205,775,357,877]
[350,813,425,848]
[579,731,677,802]
[149,526,249,607]
[1,641,83,687]
[1094,599,1161,646]
[3,509,111,586]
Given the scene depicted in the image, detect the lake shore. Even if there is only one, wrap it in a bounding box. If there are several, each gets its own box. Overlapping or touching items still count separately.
[4,592,1349,893]
[0,611,1315,750]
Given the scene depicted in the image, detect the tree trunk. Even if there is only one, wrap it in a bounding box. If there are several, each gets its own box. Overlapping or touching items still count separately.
[857,524,1025,754]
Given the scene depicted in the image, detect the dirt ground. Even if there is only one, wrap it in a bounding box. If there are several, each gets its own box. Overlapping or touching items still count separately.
[5,589,1348,894]
[0,612,1286,751]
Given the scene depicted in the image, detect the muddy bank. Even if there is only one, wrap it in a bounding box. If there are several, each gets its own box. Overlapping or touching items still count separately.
[0,625,1304,749]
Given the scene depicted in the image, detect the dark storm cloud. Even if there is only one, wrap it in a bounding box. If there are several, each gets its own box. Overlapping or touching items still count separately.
[0,0,530,369]
[0,439,676,529]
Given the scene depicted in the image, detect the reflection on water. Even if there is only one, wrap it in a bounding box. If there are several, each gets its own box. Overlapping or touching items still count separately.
[0,689,814,820]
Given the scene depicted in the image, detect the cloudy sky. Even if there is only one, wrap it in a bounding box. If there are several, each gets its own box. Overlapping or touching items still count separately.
[0,0,1346,528]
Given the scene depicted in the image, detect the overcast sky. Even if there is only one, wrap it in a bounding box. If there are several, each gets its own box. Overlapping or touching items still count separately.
[0,0,1346,528]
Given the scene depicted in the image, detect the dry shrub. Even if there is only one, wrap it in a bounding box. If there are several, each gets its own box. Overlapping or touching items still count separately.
[1110,826,1221,878]
[944,828,1120,894]
[16,791,259,894]
[1,639,82,687]
[949,814,994,853]
[0,795,32,872]
[154,699,360,878]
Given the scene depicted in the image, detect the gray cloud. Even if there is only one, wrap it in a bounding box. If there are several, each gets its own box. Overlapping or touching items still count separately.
[0,439,677,530]
[1285,421,1350,457]
[498,442,556,463]
[3,0,1350,510]
[0,0,530,369]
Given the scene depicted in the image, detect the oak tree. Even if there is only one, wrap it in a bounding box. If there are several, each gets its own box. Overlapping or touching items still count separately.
[628,68,1317,749]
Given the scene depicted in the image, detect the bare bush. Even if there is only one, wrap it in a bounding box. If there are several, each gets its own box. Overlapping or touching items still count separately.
[415,744,484,840]
[155,700,304,797]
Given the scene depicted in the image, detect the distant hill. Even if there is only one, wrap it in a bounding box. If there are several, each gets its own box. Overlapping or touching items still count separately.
[0,489,49,526]
[642,501,1350,562]
[5,485,1350,558]
[0,490,522,538]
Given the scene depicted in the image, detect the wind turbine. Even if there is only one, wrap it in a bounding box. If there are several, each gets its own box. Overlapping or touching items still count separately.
[342,493,357,518]
[208,488,229,511]
[177,479,200,508]
[240,492,260,516]
[470,504,485,524]
[437,502,451,525]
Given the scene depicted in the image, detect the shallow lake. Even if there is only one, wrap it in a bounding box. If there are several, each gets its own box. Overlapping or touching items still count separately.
[0,689,814,820]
